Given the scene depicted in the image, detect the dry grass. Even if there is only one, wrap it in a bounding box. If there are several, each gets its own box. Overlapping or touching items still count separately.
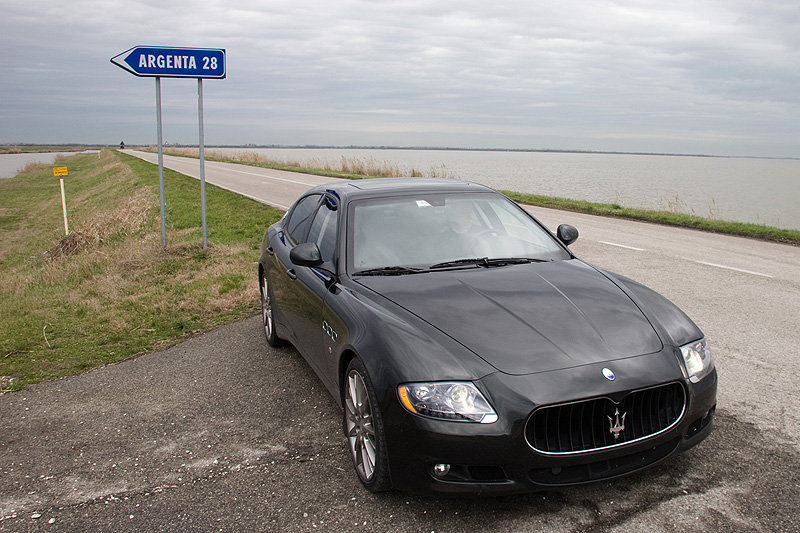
[45,187,154,259]
[162,147,457,179]
[1,149,283,391]
[661,194,722,221]
[19,161,49,173]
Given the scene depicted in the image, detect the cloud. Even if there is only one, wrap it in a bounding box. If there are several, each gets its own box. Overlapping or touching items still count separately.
[1,0,799,157]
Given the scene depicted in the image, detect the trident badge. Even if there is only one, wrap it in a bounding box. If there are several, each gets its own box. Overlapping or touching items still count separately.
[608,408,627,440]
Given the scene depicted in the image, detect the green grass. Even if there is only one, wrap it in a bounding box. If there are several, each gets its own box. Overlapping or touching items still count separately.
[0,150,283,392]
[0,144,105,154]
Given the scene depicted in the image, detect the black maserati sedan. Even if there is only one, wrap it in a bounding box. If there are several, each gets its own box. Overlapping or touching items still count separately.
[257,178,717,495]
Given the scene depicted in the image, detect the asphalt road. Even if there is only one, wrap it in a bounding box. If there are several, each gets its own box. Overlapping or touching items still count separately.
[1,151,798,531]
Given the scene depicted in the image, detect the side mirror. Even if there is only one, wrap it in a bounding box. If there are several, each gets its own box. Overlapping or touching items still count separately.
[556,224,579,246]
[290,242,324,267]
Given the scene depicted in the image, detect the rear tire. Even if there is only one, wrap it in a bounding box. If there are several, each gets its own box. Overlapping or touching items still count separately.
[260,272,285,347]
[343,358,392,492]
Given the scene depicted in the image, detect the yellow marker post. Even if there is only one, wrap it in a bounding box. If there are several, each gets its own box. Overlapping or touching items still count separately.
[53,167,69,235]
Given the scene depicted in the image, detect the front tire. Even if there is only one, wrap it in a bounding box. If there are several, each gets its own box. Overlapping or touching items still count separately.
[343,358,391,492]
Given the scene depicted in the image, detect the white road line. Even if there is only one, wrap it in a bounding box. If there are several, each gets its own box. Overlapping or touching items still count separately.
[597,239,773,278]
[695,261,773,278]
[205,183,291,210]
[598,241,646,251]
[205,162,320,186]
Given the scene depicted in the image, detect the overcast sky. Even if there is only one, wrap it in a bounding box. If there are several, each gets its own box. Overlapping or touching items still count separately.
[2,0,799,158]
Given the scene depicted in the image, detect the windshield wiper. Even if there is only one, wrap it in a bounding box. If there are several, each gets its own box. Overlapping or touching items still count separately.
[428,258,486,269]
[479,257,551,266]
[429,257,550,269]
[353,265,424,276]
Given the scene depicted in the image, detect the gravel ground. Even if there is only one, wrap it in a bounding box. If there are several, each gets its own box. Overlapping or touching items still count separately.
[1,316,798,532]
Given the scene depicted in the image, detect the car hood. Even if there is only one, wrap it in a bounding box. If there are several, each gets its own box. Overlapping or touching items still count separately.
[355,259,663,375]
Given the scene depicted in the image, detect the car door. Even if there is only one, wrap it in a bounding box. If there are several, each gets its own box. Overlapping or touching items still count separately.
[271,193,321,355]
[301,197,339,384]
[273,194,339,381]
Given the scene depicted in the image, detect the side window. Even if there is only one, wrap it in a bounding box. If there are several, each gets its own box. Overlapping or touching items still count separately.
[307,204,338,262]
[285,194,321,243]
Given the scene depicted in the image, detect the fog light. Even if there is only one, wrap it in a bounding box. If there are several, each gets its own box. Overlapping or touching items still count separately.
[433,463,451,477]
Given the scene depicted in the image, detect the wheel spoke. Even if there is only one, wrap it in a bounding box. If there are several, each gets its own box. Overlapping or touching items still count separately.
[344,400,358,435]
[362,433,376,467]
[356,378,369,416]
[362,418,374,438]
[348,375,360,408]
[360,442,374,478]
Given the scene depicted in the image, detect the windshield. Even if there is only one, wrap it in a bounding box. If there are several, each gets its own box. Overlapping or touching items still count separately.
[348,192,569,273]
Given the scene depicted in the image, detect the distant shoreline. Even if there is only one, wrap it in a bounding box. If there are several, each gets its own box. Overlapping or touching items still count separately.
[158,145,800,161]
[2,144,798,161]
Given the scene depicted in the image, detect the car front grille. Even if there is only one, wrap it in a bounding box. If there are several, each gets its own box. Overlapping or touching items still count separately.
[525,382,686,455]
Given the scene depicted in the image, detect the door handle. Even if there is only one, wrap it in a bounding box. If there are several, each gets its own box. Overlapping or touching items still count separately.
[286,269,297,280]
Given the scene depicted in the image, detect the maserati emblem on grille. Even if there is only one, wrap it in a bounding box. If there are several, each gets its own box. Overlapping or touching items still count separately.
[608,408,627,440]
[602,367,615,380]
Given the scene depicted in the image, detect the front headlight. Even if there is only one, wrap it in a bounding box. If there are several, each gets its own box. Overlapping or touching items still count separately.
[398,382,498,424]
[680,338,714,383]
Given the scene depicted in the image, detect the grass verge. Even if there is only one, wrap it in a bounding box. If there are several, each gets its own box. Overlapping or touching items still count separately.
[501,191,800,244]
[0,150,283,393]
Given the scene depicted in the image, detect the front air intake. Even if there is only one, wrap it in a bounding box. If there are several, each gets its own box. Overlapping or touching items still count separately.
[525,382,686,455]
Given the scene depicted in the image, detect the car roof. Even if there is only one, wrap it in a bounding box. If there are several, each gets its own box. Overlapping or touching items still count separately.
[312,178,495,202]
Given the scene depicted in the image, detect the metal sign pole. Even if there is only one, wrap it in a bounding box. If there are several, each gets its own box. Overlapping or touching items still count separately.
[59,178,69,235]
[53,167,70,234]
[155,77,167,249]
[198,78,208,249]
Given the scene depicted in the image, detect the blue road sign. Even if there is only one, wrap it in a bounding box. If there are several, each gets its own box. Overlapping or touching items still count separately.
[111,46,226,79]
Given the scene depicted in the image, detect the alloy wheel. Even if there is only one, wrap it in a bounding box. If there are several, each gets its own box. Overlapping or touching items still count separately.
[344,369,377,481]
[261,274,274,341]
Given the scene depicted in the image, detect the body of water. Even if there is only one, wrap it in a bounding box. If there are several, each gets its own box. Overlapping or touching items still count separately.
[219,148,800,230]
[0,152,97,179]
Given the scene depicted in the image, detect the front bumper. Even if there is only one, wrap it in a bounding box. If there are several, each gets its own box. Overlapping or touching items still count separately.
[383,354,718,496]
